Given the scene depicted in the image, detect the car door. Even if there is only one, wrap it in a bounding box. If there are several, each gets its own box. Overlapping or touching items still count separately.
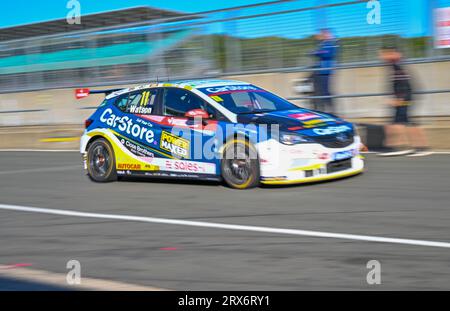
[141,87,221,177]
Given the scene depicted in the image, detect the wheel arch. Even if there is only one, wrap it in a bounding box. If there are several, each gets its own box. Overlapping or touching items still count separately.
[219,130,259,155]
[82,132,114,153]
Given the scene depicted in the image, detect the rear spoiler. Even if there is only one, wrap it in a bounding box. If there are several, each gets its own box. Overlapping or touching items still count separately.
[75,88,122,99]
[89,89,122,95]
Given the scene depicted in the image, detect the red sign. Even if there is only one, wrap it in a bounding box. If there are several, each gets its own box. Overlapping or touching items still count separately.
[75,88,90,100]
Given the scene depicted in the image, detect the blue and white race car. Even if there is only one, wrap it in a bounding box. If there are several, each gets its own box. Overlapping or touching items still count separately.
[80,79,364,189]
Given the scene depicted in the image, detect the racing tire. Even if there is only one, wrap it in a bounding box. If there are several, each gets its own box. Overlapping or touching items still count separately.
[221,138,260,189]
[86,138,117,183]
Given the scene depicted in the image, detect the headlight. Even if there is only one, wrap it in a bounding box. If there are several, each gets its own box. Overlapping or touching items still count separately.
[279,131,311,145]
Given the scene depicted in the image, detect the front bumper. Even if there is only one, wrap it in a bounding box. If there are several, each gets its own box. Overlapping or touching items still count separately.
[256,136,364,185]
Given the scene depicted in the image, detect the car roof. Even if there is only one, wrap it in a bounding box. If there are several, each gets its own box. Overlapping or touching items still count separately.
[105,79,251,99]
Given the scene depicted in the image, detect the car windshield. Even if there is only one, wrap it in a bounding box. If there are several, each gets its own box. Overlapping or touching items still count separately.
[197,85,297,114]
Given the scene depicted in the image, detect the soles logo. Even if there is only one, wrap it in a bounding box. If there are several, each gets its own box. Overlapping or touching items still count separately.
[160,131,190,159]
[165,160,215,174]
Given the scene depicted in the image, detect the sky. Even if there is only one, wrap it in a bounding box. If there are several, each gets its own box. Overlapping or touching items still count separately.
[1,0,450,37]
[1,0,275,27]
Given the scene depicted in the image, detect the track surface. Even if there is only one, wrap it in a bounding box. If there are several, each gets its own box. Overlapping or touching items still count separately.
[1,151,450,290]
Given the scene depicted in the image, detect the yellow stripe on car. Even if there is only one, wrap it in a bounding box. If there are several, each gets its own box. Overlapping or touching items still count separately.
[288,163,325,172]
[261,168,364,185]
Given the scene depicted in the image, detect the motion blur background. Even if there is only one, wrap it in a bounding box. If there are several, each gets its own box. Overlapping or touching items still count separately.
[0,0,449,149]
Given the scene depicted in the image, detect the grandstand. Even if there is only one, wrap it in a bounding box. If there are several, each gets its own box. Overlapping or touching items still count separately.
[0,7,201,92]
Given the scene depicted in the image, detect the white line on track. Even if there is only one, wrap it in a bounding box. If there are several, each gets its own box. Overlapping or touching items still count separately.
[0,165,81,175]
[1,203,450,249]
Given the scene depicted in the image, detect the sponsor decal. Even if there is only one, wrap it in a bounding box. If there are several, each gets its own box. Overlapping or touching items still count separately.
[333,149,358,161]
[288,149,305,155]
[117,136,155,158]
[165,160,215,174]
[303,122,328,128]
[204,85,258,94]
[303,119,326,126]
[160,131,190,159]
[139,115,217,131]
[117,163,141,170]
[143,171,204,179]
[127,90,154,114]
[261,176,287,181]
[141,115,166,123]
[129,106,152,114]
[100,108,155,144]
[316,152,331,160]
[313,125,351,135]
[288,126,304,131]
[260,158,270,164]
[289,112,319,121]
[210,95,223,102]
[168,118,192,127]
[143,164,159,170]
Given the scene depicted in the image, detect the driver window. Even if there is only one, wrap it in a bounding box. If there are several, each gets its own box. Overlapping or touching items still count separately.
[162,88,208,117]
[125,89,157,114]
[115,94,129,111]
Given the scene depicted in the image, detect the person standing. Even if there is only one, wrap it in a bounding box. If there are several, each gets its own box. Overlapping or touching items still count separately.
[311,28,339,114]
[378,46,431,157]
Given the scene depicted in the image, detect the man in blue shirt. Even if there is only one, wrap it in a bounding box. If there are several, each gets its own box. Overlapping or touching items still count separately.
[311,29,339,114]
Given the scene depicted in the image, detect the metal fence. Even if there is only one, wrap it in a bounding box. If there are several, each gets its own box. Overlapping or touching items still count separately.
[0,0,449,93]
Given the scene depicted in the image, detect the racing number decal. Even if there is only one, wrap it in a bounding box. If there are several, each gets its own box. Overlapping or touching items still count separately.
[140,91,151,107]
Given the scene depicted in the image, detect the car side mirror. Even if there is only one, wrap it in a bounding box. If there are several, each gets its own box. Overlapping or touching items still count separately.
[184,109,210,119]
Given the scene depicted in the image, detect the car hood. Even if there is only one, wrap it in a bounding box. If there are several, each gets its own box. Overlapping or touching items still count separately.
[236,108,354,137]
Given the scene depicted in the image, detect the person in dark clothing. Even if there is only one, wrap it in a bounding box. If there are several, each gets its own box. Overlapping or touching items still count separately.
[311,29,339,114]
[378,46,431,157]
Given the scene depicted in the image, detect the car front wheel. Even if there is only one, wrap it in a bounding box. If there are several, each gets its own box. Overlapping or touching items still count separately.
[221,138,260,189]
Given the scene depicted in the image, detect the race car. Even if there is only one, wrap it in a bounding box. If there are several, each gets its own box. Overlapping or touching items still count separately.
[80,79,364,189]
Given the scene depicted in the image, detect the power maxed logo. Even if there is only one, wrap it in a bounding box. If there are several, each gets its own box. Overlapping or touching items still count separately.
[100,108,155,144]
[160,131,190,159]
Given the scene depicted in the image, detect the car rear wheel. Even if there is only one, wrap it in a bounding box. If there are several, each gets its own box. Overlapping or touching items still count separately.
[86,138,117,182]
[221,139,260,189]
